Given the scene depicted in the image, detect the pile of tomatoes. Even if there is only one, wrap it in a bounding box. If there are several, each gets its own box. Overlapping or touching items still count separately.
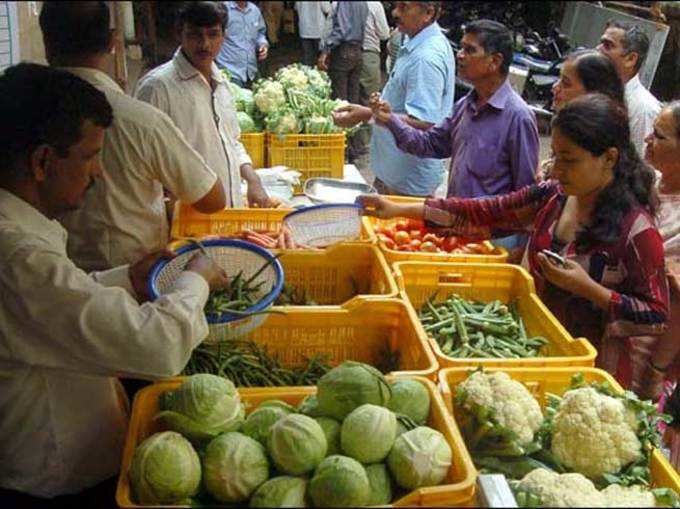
[375,219,496,254]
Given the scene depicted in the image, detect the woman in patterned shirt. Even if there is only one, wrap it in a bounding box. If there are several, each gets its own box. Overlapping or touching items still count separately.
[360,93,669,389]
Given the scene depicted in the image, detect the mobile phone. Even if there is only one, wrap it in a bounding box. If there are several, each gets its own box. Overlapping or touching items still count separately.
[541,249,567,267]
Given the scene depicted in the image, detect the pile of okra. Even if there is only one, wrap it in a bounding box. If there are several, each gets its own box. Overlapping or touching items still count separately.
[418,295,549,359]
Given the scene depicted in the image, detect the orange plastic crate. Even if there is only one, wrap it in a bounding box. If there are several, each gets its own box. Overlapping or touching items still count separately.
[116,376,477,508]
[170,202,373,243]
[239,132,266,169]
[393,262,597,369]
[439,366,680,493]
[266,132,345,192]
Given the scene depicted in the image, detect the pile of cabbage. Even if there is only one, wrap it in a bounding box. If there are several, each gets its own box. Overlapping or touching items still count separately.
[228,63,352,136]
[128,363,453,507]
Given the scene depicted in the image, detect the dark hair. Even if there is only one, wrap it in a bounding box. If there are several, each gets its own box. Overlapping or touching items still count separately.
[568,49,625,106]
[39,1,111,60]
[605,20,650,74]
[415,1,443,22]
[667,100,680,138]
[464,19,513,75]
[552,93,658,251]
[0,63,113,179]
[176,1,228,31]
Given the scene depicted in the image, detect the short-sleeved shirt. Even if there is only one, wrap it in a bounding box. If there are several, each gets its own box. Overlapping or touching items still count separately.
[135,49,251,207]
[58,67,218,272]
[216,1,268,84]
[371,22,455,196]
[625,74,661,159]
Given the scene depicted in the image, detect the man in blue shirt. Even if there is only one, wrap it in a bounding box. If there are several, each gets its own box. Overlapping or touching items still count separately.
[332,1,454,197]
[216,1,268,88]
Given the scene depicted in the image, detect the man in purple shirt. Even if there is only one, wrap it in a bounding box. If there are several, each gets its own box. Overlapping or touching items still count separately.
[372,19,539,200]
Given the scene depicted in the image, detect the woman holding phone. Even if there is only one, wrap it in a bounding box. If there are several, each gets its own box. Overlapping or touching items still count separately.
[359,93,669,388]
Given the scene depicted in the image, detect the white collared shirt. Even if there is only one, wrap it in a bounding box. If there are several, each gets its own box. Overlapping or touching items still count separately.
[295,1,331,39]
[58,67,219,272]
[0,188,210,498]
[625,74,661,159]
[134,49,250,207]
[363,1,390,53]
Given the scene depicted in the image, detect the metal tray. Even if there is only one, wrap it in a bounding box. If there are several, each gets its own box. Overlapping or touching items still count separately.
[303,178,376,205]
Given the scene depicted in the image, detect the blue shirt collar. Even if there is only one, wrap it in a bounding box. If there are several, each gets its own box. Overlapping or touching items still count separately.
[402,22,443,53]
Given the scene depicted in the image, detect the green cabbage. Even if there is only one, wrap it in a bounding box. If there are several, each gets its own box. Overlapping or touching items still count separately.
[340,404,396,463]
[387,379,431,425]
[202,432,270,503]
[249,476,308,508]
[129,431,201,505]
[259,400,296,413]
[309,455,370,507]
[156,374,244,443]
[267,414,327,475]
[395,414,419,437]
[233,86,255,116]
[237,111,258,133]
[242,405,291,445]
[387,426,452,490]
[317,361,392,420]
[365,463,393,506]
[314,416,342,456]
[297,395,324,417]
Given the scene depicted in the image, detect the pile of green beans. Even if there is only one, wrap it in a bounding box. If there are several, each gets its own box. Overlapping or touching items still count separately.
[182,340,332,387]
[418,295,549,359]
[204,254,282,318]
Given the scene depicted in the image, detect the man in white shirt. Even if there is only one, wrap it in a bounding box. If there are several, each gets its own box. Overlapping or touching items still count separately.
[295,1,332,67]
[598,20,661,158]
[135,1,272,209]
[39,1,226,273]
[0,63,228,502]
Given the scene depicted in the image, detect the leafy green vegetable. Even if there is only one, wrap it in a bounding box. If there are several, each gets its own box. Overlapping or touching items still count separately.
[341,404,396,463]
[267,414,327,475]
[388,379,431,425]
[387,427,452,490]
[249,476,308,508]
[309,455,370,507]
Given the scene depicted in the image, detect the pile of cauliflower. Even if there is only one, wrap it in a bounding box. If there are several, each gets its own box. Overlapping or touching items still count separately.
[235,64,346,136]
[455,370,678,508]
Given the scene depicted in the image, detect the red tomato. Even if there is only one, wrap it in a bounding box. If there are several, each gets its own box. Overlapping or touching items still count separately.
[379,226,396,239]
[407,219,425,231]
[442,236,459,252]
[409,239,422,250]
[409,230,423,241]
[420,241,438,252]
[383,237,396,250]
[395,219,411,232]
[394,230,411,245]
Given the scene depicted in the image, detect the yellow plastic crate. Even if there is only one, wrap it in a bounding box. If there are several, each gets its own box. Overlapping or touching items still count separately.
[116,376,477,508]
[170,202,373,243]
[439,366,680,493]
[244,298,438,380]
[239,132,266,169]
[266,132,345,192]
[272,243,398,307]
[393,262,597,369]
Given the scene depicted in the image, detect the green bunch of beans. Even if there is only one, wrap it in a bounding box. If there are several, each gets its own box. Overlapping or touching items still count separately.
[204,254,282,318]
[182,339,332,387]
[418,295,549,359]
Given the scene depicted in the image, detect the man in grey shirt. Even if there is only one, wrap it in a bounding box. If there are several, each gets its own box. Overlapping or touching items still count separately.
[317,1,368,105]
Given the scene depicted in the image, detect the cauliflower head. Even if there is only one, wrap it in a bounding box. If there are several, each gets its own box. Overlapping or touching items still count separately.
[600,484,656,508]
[253,80,286,114]
[275,65,309,90]
[550,387,642,480]
[518,468,606,507]
[458,371,543,445]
